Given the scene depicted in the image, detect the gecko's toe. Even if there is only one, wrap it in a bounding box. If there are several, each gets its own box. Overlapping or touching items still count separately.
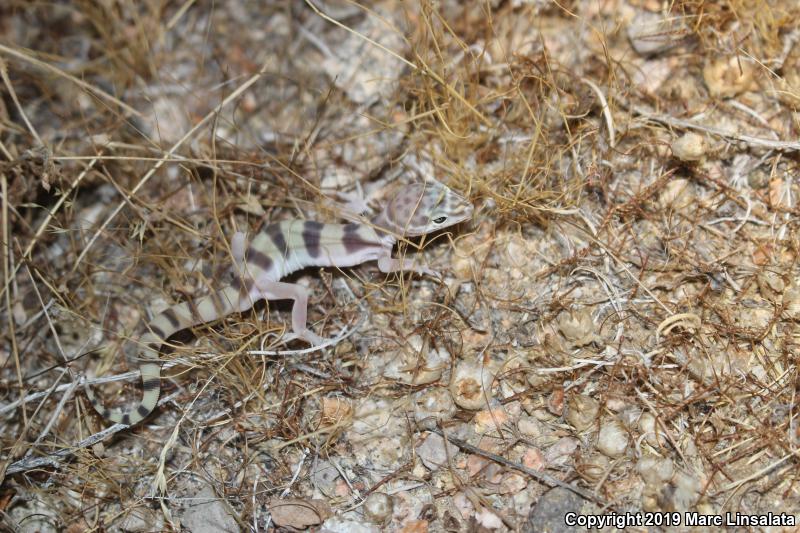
[299,329,326,346]
[417,266,443,280]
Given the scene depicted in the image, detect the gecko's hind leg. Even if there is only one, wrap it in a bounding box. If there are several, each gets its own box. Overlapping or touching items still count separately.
[255,281,325,346]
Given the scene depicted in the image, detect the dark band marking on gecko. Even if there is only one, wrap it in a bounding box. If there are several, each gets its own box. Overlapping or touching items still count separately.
[302,221,324,258]
[248,248,273,271]
[266,223,288,256]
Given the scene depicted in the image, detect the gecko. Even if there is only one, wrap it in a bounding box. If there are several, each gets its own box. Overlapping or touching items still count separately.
[85,180,473,425]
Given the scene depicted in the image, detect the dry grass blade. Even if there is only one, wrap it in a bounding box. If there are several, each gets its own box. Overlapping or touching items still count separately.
[0,43,142,119]
[72,57,279,272]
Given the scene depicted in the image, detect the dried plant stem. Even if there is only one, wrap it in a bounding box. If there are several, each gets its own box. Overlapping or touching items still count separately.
[0,58,43,145]
[1,173,25,428]
[0,154,99,303]
[429,428,609,509]
[4,390,182,476]
[72,57,280,273]
[581,77,615,149]
[634,105,800,152]
[0,43,142,119]
[0,362,185,417]
[304,0,491,127]
[24,376,78,457]
[716,449,800,494]
[5,423,126,476]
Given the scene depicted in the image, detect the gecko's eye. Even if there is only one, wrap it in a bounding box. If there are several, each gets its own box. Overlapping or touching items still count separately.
[433,216,447,224]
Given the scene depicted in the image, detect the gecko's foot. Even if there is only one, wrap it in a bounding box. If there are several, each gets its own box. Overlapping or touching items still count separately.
[415,266,443,281]
[297,329,326,347]
[335,190,371,216]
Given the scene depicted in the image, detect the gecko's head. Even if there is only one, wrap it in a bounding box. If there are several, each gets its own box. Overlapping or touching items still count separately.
[383,181,473,237]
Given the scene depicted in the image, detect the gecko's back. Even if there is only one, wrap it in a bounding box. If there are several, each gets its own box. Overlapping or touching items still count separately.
[245,220,386,283]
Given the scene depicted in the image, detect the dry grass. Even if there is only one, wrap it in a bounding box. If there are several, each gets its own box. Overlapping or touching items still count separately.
[2,0,800,531]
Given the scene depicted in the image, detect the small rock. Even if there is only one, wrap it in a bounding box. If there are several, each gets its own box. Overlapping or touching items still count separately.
[320,396,354,428]
[413,387,457,429]
[575,453,610,484]
[658,178,694,210]
[544,437,580,466]
[449,359,495,410]
[757,271,785,302]
[597,416,629,458]
[268,498,332,530]
[671,132,707,161]
[498,472,528,494]
[416,432,458,471]
[181,486,238,533]
[319,6,407,104]
[321,516,380,533]
[363,492,394,525]
[518,416,545,438]
[637,455,675,485]
[383,335,448,385]
[475,508,504,529]
[311,460,341,498]
[350,398,405,441]
[453,491,475,520]
[526,486,589,533]
[646,470,701,512]
[522,447,546,471]
[638,412,669,449]
[703,56,758,98]
[547,389,565,416]
[557,309,598,347]
[783,286,800,320]
[627,10,688,56]
[565,394,599,432]
[354,436,410,469]
[473,407,510,433]
[766,43,800,107]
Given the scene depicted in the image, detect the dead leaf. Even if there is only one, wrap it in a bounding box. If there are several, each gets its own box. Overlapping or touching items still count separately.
[769,177,786,208]
[238,194,265,216]
[268,498,332,530]
[547,388,565,416]
[398,519,429,533]
[321,396,353,427]
[0,489,15,512]
[752,242,772,266]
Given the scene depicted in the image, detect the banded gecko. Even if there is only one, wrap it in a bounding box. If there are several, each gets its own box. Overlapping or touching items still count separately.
[85,181,473,425]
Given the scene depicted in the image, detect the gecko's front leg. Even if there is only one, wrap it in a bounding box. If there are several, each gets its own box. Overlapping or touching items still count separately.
[254,280,325,345]
[377,249,441,280]
[335,189,370,216]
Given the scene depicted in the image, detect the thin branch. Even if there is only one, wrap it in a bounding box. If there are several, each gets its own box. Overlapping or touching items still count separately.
[634,105,800,152]
[428,427,611,510]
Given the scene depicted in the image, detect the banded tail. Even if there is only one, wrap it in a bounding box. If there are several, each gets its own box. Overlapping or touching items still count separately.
[85,284,244,425]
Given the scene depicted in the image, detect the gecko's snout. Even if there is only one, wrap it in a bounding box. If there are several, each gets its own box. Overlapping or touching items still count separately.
[461,199,475,220]
[449,192,474,225]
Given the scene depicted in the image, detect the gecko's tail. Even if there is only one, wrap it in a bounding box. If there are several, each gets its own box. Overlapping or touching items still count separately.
[84,360,161,425]
[85,285,243,426]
